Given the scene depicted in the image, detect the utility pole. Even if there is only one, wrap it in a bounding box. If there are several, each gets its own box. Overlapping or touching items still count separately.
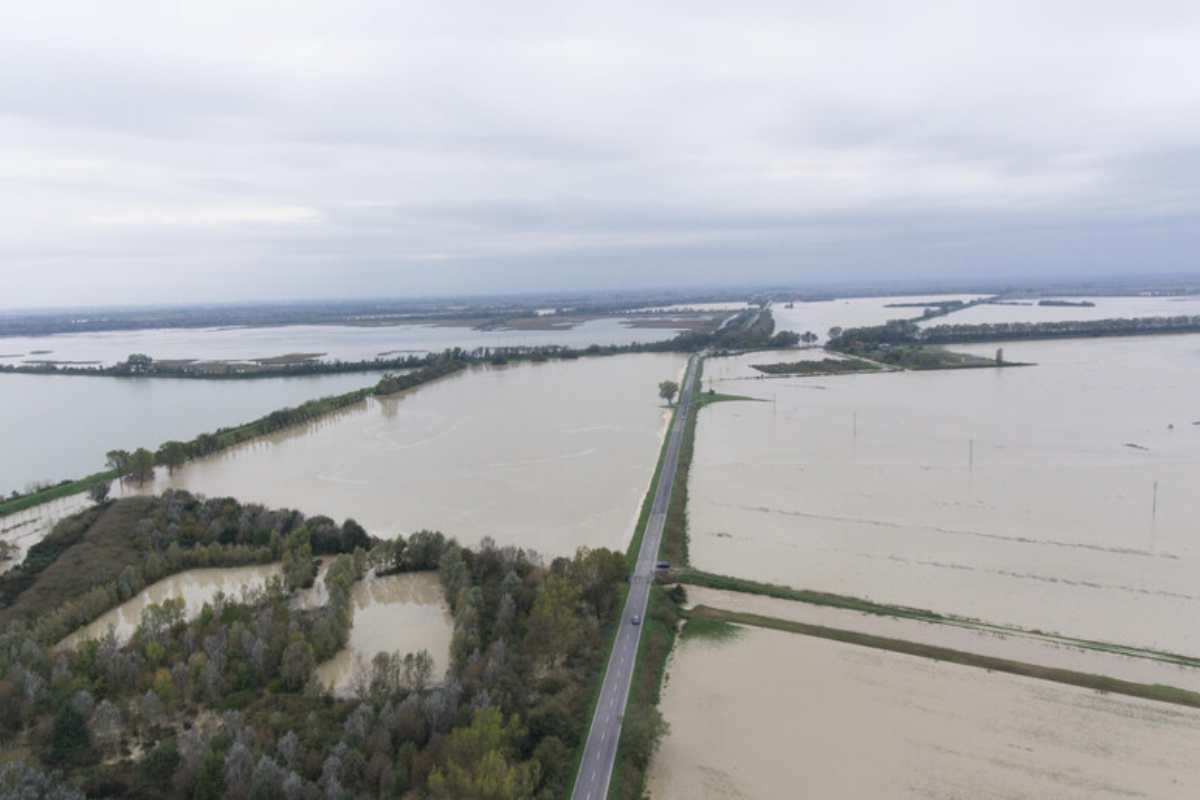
[1150,480,1159,553]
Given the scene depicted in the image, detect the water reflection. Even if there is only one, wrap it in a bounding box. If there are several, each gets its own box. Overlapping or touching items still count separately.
[315,572,454,695]
[58,563,282,648]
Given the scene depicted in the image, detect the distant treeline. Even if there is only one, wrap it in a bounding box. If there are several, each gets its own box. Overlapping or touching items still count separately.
[829,315,1200,349]
[920,314,1200,343]
[0,352,436,379]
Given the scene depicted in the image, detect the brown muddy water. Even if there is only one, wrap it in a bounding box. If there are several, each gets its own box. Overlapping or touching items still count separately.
[648,625,1200,799]
[691,335,1200,654]
[121,354,684,557]
[0,493,94,575]
[58,564,282,648]
[311,572,453,695]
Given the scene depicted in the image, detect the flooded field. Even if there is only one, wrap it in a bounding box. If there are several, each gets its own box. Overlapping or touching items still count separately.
[691,335,1200,653]
[0,316,683,368]
[0,371,379,497]
[923,294,1200,327]
[313,572,453,694]
[684,585,1200,692]
[648,625,1200,799]
[772,294,983,342]
[59,564,281,648]
[122,353,684,556]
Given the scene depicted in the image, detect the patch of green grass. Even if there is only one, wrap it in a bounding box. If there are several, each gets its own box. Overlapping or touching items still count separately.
[688,606,1200,709]
[0,470,117,519]
[680,616,742,643]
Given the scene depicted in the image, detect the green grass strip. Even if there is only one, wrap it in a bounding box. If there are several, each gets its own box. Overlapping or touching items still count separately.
[0,470,118,519]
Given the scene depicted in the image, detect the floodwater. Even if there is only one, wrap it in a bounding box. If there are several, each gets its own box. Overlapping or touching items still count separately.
[122,353,685,556]
[0,371,380,496]
[921,294,1200,327]
[772,294,983,342]
[313,571,453,694]
[0,493,93,575]
[690,335,1200,654]
[0,317,682,368]
[683,585,1200,692]
[58,563,282,648]
[648,625,1200,799]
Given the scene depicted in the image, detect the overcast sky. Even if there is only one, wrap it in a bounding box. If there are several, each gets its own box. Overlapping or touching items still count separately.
[3,1,1199,308]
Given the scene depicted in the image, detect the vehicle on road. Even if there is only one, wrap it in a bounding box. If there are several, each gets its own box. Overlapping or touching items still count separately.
[631,614,641,625]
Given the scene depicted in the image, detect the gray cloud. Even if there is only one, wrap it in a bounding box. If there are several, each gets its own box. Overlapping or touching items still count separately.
[2,1,1200,307]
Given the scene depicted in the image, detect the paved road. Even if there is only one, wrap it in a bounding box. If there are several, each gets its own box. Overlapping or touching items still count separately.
[570,354,700,800]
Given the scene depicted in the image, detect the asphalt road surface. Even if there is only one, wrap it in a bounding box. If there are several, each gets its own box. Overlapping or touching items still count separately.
[570,354,699,800]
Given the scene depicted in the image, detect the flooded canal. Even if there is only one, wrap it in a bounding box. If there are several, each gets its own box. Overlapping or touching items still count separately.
[691,335,1200,653]
[58,563,281,648]
[648,625,1200,799]
[123,353,684,556]
[313,571,454,695]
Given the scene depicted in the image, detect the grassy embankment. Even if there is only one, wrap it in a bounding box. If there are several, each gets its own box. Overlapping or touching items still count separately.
[0,470,119,517]
[687,606,1200,709]
[676,568,1200,669]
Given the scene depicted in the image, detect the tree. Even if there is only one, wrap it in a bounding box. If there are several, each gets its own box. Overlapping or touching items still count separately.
[280,639,316,691]
[129,448,156,484]
[428,707,539,800]
[88,481,110,504]
[658,380,680,406]
[156,441,189,472]
[48,704,93,766]
[801,330,818,344]
[123,353,155,373]
[622,704,669,770]
[526,574,583,667]
[142,740,181,785]
[106,449,132,475]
